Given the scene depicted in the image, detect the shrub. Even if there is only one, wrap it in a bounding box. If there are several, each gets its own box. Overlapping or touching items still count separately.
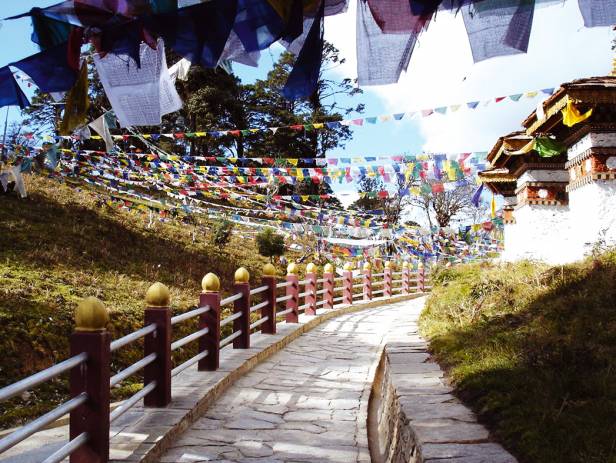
[210,219,234,247]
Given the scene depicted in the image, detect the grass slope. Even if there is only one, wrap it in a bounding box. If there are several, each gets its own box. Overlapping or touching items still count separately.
[0,175,278,428]
[420,256,616,463]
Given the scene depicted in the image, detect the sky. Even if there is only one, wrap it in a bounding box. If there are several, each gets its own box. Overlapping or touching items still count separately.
[0,1,614,212]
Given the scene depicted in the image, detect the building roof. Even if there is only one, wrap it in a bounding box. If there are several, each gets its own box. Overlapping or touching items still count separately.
[478,167,517,183]
[523,76,616,135]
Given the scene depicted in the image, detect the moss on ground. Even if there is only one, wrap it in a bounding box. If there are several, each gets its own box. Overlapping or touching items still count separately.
[0,175,296,429]
[419,256,616,463]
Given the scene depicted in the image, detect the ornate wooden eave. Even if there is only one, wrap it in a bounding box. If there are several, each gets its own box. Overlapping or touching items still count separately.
[523,76,616,136]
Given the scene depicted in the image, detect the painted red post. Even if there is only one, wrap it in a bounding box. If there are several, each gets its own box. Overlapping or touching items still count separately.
[232,267,251,349]
[305,263,317,316]
[200,273,221,370]
[418,262,426,292]
[261,263,277,334]
[384,261,393,298]
[343,262,353,305]
[363,262,372,301]
[70,297,110,463]
[286,263,299,323]
[402,262,411,294]
[143,283,172,408]
[323,263,335,309]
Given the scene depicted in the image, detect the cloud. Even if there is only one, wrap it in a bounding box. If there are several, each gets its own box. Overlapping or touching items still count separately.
[325,0,614,153]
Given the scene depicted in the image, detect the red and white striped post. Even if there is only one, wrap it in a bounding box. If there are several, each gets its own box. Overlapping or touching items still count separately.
[143,283,172,407]
[232,267,251,349]
[305,263,317,316]
[261,263,277,334]
[200,273,221,370]
[384,261,393,298]
[402,261,411,294]
[70,297,110,463]
[363,262,372,301]
[286,263,299,323]
[418,262,426,292]
[323,263,335,309]
[343,262,353,305]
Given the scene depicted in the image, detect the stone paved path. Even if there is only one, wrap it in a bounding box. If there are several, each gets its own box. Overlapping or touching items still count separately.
[160,300,419,463]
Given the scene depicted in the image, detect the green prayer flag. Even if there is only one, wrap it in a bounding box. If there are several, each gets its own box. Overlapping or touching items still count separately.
[534,137,565,158]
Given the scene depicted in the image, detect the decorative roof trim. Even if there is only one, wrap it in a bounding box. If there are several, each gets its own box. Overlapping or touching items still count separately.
[565,147,616,169]
[567,171,616,191]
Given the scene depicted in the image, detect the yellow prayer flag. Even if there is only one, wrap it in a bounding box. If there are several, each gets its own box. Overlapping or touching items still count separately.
[525,91,538,98]
[313,123,324,129]
[561,100,593,128]
[491,195,496,219]
[288,159,298,166]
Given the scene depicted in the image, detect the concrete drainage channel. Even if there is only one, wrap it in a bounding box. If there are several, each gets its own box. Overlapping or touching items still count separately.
[367,344,518,463]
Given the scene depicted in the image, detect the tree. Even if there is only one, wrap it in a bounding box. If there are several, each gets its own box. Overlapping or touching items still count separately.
[351,174,418,228]
[242,42,363,207]
[256,227,286,262]
[410,178,478,228]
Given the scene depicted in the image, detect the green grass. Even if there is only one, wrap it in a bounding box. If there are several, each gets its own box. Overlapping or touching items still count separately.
[0,175,293,429]
[419,256,616,463]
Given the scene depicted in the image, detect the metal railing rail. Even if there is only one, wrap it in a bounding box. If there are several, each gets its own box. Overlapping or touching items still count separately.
[220,311,242,327]
[42,432,88,463]
[110,324,156,352]
[171,306,210,325]
[0,353,87,402]
[221,292,243,306]
[110,382,157,423]
[249,285,268,296]
[110,353,157,387]
[171,327,209,351]
[0,393,88,453]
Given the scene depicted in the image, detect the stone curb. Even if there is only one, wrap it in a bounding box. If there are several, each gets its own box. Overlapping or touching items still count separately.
[368,343,518,463]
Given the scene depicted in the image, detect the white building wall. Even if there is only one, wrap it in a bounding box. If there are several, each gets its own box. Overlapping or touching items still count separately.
[568,181,616,257]
[502,205,574,264]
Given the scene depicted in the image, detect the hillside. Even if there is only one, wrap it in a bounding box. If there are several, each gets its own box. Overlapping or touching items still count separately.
[0,175,284,428]
[419,256,616,463]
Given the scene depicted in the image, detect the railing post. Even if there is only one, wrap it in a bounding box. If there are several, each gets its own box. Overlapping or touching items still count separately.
[402,262,411,294]
[233,267,251,349]
[261,263,277,334]
[363,262,372,301]
[384,261,393,298]
[200,273,221,370]
[286,263,299,323]
[418,262,426,292]
[343,262,353,305]
[70,297,110,463]
[323,263,335,309]
[144,282,172,407]
[305,263,317,316]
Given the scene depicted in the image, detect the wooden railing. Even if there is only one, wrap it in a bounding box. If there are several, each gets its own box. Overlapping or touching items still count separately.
[0,260,428,462]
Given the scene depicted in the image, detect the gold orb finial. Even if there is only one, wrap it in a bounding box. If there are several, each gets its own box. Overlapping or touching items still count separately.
[287,262,298,275]
[202,273,220,292]
[324,263,334,274]
[343,262,354,271]
[363,262,372,271]
[75,297,109,331]
[235,267,250,283]
[262,263,276,276]
[306,262,317,274]
[145,282,171,307]
[403,262,410,269]
[385,261,392,269]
